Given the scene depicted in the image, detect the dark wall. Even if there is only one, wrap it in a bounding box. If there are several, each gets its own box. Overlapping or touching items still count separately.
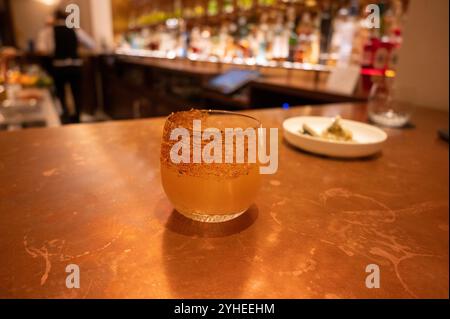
[0,0,15,46]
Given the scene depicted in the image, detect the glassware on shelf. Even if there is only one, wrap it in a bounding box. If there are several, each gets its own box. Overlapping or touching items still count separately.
[114,0,408,71]
[368,78,414,128]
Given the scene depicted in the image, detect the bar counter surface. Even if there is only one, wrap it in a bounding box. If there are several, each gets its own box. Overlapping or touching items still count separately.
[0,103,448,299]
[116,54,369,101]
[105,55,368,117]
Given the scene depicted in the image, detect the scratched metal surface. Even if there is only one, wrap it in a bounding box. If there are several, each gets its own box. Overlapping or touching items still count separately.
[0,104,448,298]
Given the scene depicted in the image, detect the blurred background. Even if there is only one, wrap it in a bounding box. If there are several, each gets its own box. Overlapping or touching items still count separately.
[0,0,448,130]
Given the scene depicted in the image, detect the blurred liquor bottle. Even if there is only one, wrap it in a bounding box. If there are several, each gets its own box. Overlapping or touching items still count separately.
[223,0,234,14]
[294,11,320,64]
[362,1,404,75]
[319,0,333,65]
[207,0,219,16]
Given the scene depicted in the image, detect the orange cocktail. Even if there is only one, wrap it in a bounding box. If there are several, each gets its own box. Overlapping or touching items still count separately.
[160,110,261,222]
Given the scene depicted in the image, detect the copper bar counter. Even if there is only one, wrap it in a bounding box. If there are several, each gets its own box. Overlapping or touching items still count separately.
[0,103,448,298]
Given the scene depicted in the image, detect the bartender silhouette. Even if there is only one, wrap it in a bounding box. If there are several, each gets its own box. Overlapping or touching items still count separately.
[37,10,95,123]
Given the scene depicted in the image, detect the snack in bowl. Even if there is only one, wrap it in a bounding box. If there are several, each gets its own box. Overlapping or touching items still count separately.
[283,115,388,158]
[301,116,354,142]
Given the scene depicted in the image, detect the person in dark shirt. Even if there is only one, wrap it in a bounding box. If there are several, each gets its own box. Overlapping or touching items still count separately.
[37,10,95,124]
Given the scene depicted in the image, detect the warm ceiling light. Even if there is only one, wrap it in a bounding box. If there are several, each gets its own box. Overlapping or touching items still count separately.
[35,0,61,6]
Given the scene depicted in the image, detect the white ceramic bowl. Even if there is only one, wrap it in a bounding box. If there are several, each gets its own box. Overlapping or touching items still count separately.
[283,116,388,158]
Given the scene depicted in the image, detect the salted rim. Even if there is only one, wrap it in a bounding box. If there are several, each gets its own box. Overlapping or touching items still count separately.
[166,109,262,130]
